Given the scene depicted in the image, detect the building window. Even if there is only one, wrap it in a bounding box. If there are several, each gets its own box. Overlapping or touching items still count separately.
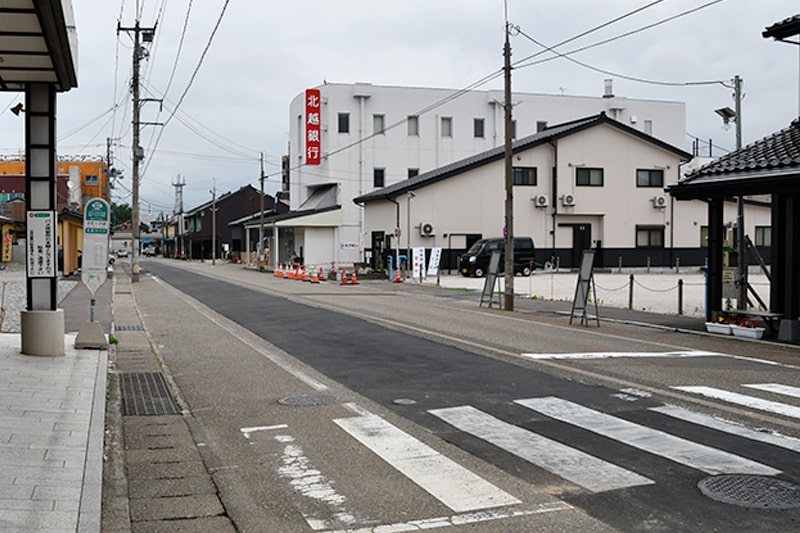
[576,167,604,186]
[644,120,653,135]
[441,117,452,138]
[636,226,664,248]
[408,168,419,178]
[513,167,537,186]
[636,169,664,187]
[338,113,350,133]
[373,114,385,135]
[700,225,709,247]
[536,120,548,132]
[755,226,771,247]
[407,115,419,136]
[512,120,517,139]
[373,168,385,188]
[473,118,485,138]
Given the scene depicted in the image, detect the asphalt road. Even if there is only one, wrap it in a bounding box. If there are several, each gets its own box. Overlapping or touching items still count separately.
[137,258,800,532]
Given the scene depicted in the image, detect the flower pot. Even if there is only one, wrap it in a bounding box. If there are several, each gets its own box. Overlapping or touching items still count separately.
[705,322,732,335]
[731,325,765,339]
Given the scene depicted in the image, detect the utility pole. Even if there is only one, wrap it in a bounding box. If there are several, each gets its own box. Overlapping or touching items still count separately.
[118,10,156,282]
[503,20,515,311]
[259,152,265,269]
[172,175,185,258]
[734,75,747,309]
[210,181,217,266]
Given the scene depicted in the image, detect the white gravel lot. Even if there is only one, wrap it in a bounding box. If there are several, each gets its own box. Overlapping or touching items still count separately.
[0,262,77,333]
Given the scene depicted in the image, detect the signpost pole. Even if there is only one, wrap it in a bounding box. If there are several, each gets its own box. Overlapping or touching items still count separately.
[75,198,111,349]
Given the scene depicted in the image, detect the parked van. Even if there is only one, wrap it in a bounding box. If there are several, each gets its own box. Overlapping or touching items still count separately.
[459,237,536,277]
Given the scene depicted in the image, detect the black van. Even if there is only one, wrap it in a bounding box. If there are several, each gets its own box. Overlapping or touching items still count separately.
[459,237,536,277]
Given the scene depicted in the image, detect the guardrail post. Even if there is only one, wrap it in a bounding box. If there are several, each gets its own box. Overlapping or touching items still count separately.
[629,274,634,309]
[678,279,684,315]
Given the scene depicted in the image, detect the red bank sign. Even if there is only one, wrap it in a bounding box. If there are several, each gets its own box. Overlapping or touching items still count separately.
[305,88,321,165]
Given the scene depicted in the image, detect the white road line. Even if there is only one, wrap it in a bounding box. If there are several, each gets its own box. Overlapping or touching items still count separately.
[429,405,653,493]
[239,424,288,439]
[673,386,800,420]
[651,405,800,453]
[743,383,800,399]
[323,501,573,533]
[334,414,520,513]
[275,434,360,531]
[515,397,780,476]
[521,350,718,360]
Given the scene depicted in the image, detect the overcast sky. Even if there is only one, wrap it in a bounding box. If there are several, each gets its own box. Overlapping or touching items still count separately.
[1,0,798,212]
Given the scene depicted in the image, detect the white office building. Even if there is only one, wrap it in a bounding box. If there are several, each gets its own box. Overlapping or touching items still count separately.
[283,81,688,267]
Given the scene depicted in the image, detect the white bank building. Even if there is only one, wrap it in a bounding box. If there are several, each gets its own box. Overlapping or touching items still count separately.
[283,81,691,268]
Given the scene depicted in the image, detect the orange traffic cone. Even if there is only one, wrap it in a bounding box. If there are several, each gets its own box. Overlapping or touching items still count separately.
[303,267,311,282]
[341,269,350,285]
[393,265,403,283]
[318,266,326,282]
[278,264,285,278]
[311,270,319,283]
[296,266,304,281]
[351,270,359,285]
[287,266,295,279]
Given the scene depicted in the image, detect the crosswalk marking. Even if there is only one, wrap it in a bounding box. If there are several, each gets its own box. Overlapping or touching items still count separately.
[673,386,800,420]
[515,397,780,476]
[743,383,800,400]
[429,405,653,493]
[334,414,520,513]
[651,405,800,453]
[521,350,718,360]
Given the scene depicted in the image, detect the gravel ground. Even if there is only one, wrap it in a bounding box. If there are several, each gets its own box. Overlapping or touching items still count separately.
[435,267,771,318]
[0,262,77,333]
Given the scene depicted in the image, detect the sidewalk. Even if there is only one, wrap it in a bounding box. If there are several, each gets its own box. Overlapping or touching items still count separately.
[0,268,110,532]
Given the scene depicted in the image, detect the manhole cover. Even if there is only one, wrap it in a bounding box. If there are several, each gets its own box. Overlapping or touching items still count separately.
[278,394,339,406]
[393,398,417,405]
[698,475,800,509]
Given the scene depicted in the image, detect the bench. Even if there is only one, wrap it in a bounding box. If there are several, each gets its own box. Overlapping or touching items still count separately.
[730,309,784,338]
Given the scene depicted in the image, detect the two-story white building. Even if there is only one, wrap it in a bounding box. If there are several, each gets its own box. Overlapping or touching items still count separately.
[282,81,689,267]
[353,113,771,272]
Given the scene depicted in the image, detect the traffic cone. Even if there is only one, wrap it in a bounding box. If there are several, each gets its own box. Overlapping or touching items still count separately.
[277,264,284,278]
[318,266,326,282]
[351,270,359,285]
[341,269,350,285]
[393,266,403,283]
[296,266,304,281]
[286,265,295,279]
[303,267,311,282]
[311,270,319,283]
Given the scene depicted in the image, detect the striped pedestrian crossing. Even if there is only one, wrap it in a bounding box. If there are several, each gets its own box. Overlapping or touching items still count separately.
[514,396,780,476]
[672,385,800,419]
[429,405,654,493]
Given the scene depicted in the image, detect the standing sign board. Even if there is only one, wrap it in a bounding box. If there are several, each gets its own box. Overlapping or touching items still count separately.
[27,211,56,277]
[412,247,426,281]
[570,249,600,326]
[81,198,110,297]
[427,247,442,277]
[479,250,502,308]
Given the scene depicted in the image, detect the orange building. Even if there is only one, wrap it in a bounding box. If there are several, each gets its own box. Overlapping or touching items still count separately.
[0,156,109,204]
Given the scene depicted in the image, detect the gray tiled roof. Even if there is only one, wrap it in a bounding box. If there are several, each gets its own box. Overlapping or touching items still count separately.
[685,118,800,179]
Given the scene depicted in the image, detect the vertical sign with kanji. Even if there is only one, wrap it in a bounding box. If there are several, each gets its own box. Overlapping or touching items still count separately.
[305,88,321,165]
[82,198,110,296]
[26,211,56,277]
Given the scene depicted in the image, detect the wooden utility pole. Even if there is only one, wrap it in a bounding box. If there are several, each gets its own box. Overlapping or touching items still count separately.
[259,152,265,269]
[503,22,515,311]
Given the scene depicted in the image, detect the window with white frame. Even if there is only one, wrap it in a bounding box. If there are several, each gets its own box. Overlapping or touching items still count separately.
[441,117,452,138]
[407,115,419,136]
[373,114,385,135]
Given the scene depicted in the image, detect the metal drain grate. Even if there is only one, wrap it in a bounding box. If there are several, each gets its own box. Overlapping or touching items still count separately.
[278,394,339,406]
[698,475,800,509]
[116,325,145,331]
[120,372,180,416]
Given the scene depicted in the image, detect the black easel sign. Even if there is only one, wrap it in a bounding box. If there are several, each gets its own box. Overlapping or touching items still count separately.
[570,249,600,326]
[480,250,502,308]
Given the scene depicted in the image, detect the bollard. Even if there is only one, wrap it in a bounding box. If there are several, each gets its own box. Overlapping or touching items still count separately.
[675,257,681,274]
[629,274,635,309]
[646,257,651,274]
[618,256,623,273]
[678,279,684,315]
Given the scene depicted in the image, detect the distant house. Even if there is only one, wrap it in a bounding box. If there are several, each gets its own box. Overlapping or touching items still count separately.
[354,113,771,271]
[180,185,286,260]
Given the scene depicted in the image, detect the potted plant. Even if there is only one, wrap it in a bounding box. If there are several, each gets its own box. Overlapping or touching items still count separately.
[731,317,766,339]
[705,313,733,335]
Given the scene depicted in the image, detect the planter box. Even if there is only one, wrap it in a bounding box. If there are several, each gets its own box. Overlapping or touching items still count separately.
[705,322,732,335]
[731,325,765,339]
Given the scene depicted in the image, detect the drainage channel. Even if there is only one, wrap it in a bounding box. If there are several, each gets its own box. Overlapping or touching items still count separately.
[120,372,181,416]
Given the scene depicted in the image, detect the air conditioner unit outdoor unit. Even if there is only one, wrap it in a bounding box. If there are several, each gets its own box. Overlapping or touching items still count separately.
[652,195,667,208]
[561,193,576,207]
[419,222,435,237]
[532,194,549,208]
